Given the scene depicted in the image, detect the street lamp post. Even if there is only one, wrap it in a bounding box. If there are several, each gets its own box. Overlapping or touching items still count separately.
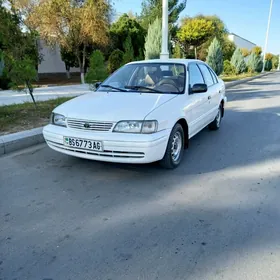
[160,0,169,59]
[262,0,274,72]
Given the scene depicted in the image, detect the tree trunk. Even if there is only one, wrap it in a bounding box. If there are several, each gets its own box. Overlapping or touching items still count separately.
[66,65,71,79]
[194,47,197,59]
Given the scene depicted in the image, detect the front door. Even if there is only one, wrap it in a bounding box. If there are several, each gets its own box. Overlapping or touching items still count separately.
[186,63,209,138]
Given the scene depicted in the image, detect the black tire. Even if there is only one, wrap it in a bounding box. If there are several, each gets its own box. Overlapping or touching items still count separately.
[160,123,185,169]
[209,105,222,131]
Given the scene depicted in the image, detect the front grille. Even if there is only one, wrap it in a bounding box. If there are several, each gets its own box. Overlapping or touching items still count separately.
[67,118,114,132]
[47,141,145,159]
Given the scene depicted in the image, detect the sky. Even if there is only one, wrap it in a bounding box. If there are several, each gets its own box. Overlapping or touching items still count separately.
[113,0,280,54]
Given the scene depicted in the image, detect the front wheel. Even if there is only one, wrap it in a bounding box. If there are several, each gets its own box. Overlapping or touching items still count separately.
[209,105,222,131]
[160,123,184,169]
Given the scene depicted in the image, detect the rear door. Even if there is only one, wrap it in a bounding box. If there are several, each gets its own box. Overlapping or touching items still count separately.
[187,63,209,137]
[197,64,220,122]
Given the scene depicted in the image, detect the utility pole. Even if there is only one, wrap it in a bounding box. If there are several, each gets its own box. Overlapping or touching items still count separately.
[262,0,274,72]
[160,0,169,59]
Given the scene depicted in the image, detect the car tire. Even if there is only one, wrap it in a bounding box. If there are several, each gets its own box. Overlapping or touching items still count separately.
[160,123,185,169]
[209,105,222,131]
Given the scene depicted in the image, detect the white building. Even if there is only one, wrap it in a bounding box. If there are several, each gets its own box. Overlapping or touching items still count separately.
[37,40,79,74]
[228,33,256,51]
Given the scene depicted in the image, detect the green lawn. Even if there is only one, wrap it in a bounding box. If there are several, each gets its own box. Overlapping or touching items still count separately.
[221,72,259,82]
[0,97,73,135]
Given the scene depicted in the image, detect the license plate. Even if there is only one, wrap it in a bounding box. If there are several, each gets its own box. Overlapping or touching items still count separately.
[64,137,103,151]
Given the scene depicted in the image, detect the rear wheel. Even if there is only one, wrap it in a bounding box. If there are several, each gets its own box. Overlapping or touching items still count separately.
[160,124,184,169]
[209,105,222,131]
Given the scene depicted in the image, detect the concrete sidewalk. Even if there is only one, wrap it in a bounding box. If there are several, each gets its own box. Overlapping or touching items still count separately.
[0,84,92,106]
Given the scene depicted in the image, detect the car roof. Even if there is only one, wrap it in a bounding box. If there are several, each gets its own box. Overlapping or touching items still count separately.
[127,58,205,66]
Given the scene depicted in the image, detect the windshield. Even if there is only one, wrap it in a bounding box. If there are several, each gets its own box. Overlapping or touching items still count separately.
[97,63,186,94]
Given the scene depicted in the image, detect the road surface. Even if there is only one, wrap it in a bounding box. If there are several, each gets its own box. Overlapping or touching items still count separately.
[0,84,91,106]
[1,72,280,280]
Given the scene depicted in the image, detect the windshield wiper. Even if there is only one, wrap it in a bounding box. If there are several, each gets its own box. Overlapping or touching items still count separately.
[125,85,163,93]
[100,84,127,92]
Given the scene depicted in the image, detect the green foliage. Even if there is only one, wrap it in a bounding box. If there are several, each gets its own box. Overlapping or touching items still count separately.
[5,56,37,104]
[61,47,78,70]
[172,43,183,58]
[206,37,223,75]
[272,55,279,69]
[222,38,236,61]
[85,50,108,85]
[108,49,124,73]
[231,48,247,74]
[265,59,272,71]
[110,14,145,58]
[140,0,187,30]
[144,17,161,60]
[247,53,263,73]
[251,46,262,56]
[265,53,273,61]
[177,17,215,57]
[223,60,235,75]
[123,35,134,64]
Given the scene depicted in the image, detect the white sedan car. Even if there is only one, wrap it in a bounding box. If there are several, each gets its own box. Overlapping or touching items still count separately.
[43,59,226,169]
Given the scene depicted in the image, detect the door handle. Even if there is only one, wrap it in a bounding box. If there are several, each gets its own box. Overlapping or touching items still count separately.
[208,96,211,100]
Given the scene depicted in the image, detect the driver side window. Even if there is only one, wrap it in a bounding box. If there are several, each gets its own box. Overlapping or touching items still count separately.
[188,64,205,88]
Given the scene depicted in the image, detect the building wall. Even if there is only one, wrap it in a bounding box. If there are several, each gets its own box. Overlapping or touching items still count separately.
[38,40,80,74]
[228,34,256,51]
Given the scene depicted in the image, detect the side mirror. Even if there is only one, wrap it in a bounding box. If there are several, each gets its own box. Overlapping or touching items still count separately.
[191,83,208,94]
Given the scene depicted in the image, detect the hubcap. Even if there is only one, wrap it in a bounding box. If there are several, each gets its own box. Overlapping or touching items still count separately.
[216,108,221,127]
[171,131,182,162]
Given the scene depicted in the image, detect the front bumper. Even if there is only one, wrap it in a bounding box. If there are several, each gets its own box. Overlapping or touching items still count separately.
[43,124,170,164]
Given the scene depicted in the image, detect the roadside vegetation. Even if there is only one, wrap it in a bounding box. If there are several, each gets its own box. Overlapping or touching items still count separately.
[0,97,73,135]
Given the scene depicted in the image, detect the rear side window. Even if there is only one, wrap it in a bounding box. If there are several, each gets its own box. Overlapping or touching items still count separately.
[198,64,214,87]
[188,64,204,87]
[209,68,218,83]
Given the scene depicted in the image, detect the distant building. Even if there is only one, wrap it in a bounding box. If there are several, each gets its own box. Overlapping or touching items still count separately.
[228,33,256,51]
[37,40,79,75]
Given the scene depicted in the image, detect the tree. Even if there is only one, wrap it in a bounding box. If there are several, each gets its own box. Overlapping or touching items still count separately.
[28,0,111,83]
[231,48,247,74]
[177,17,215,58]
[144,17,161,60]
[265,53,273,61]
[5,55,37,104]
[172,42,183,58]
[140,0,187,30]
[85,50,107,86]
[265,59,272,71]
[108,49,124,73]
[247,52,263,73]
[222,37,236,61]
[206,37,223,75]
[61,47,78,79]
[251,46,262,56]
[223,60,235,75]
[110,14,145,58]
[123,35,134,64]
[241,48,250,57]
[272,55,279,69]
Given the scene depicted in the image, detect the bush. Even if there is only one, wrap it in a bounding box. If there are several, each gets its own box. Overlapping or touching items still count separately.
[123,35,134,64]
[206,37,223,75]
[231,48,247,74]
[265,59,273,71]
[85,50,108,85]
[223,60,235,75]
[247,53,263,73]
[272,55,279,69]
[144,17,161,60]
[108,49,124,73]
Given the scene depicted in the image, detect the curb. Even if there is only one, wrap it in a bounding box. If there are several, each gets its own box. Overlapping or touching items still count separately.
[0,71,277,156]
[225,71,275,89]
[0,127,44,155]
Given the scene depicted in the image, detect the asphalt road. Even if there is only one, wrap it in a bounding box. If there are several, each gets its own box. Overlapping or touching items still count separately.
[1,72,280,280]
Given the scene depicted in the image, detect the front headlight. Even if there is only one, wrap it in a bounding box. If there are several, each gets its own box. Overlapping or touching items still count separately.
[113,120,158,134]
[51,113,66,127]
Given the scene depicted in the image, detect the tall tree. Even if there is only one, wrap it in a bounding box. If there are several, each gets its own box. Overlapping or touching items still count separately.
[123,35,134,64]
[177,17,215,58]
[28,0,111,83]
[144,17,161,60]
[140,0,187,30]
[231,48,247,74]
[206,37,223,76]
[251,46,262,56]
[110,14,145,58]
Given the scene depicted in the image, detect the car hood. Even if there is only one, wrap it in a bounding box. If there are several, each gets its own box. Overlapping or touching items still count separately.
[54,91,178,121]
